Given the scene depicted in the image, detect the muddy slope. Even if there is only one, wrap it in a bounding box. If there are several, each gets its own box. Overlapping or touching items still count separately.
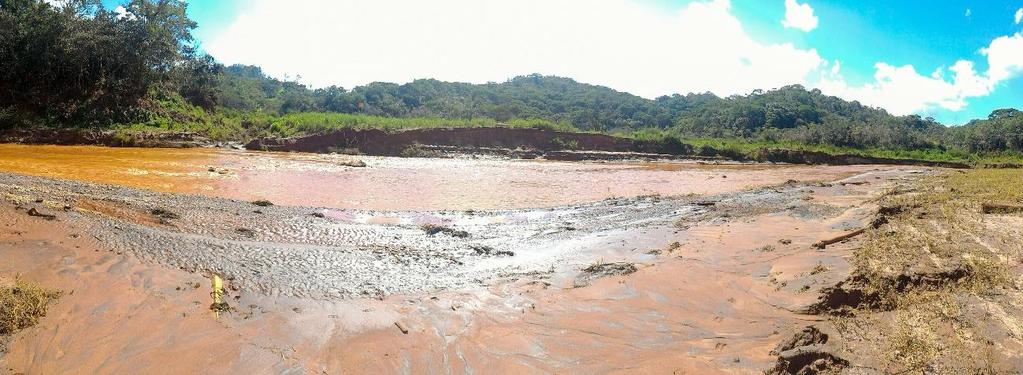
[245,127,649,154]
[0,126,970,167]
[246,127,971,168]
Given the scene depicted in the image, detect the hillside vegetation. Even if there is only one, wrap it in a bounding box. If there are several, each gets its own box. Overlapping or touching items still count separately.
[2,0,1022,162]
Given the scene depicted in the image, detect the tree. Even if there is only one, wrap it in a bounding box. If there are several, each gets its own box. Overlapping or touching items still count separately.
[0,0,213,124]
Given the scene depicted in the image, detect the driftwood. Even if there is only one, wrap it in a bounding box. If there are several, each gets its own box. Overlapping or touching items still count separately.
[812,228,866,249]
[394,321,409,335]
[813,202,911,249]
[982,203,1023,214]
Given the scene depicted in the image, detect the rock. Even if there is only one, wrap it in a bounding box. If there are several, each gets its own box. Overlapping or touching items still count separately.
[251,200,274,207]
[470,245,514,257]
[574,262,637,287]
[27,207,56,220]
[150,208,180,220]
[421,224,469,238]
[767,326,849,375]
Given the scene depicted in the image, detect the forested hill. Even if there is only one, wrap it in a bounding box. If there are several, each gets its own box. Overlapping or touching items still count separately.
[218,65,1018,153]
[220,67,666,129]
[1,0,1021,156]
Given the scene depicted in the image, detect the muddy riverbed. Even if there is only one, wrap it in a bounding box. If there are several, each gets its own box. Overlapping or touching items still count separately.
[0,145,939,373]
[0,143,873,210]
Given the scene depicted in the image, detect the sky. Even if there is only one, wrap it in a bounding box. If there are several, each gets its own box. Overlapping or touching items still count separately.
[101,0,1023,125]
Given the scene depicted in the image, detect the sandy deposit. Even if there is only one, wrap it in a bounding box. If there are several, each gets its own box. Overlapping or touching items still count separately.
[0,155,937,373]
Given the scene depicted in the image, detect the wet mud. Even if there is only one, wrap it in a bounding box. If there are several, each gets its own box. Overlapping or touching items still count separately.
[0,155,937,373]
[0,143,873,210]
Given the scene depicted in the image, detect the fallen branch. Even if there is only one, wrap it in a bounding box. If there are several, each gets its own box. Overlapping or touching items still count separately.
[394,321,409,335]
[982,203,1023,214]
[812,228,866,249]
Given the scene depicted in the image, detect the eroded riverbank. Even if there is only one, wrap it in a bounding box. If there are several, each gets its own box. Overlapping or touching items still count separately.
[0,163,941,373]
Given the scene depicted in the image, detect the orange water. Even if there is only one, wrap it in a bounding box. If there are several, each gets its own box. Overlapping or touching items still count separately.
[0,144,870,210]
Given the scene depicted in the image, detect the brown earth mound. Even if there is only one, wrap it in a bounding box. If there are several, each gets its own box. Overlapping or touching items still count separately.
[246,127,971,168]
[245,127,657,154]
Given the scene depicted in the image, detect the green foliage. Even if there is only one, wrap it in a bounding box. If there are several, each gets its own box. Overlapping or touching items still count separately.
[216,69,664,131]
[0,0,221,124]
[118,109,579,141]
[945,108,1023,154]
[4,1,1023,160]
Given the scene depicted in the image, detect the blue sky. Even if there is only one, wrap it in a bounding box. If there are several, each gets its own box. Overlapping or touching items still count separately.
[102,0,1023,125]
[727,0,1023,124]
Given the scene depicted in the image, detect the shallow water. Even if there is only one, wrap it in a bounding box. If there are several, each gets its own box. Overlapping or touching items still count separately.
[0,143,870,210]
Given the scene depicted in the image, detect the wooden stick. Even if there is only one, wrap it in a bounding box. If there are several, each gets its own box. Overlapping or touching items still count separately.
[813,228,867,249]
[394,321,409,335]
[982,203,1023,214]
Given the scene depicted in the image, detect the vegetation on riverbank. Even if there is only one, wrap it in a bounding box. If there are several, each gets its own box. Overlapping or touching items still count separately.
[3,0,1022,165]
[0,277,60,341]
[812,168,1023,372]
[681,137,1023,165]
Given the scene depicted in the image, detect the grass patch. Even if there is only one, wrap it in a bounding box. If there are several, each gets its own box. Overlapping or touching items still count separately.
[1,277,61,336]
[820,168,1023,372]
[114,104,581,142]
[848,169,1022,310]
[97,102,1023,165]
[679,137,1023,165]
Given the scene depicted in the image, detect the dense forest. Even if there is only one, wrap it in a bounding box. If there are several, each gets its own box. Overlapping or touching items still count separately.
[2,0,1022,158]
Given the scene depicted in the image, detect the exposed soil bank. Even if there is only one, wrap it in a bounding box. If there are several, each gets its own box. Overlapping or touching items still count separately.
[0,166,936,373]
[0,126,973,167]
[246,127,972,168]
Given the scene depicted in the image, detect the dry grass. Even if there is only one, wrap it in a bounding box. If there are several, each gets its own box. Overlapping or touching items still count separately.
[831,169,1023,372]
[1,277,61,336]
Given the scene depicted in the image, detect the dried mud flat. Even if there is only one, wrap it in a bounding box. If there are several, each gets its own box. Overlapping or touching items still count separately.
[0,165,984,373]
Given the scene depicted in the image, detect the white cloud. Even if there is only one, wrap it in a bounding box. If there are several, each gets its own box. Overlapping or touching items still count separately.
[113,5,131,19]
[817,32,1023,116]
[817,62,981,115]
[982,32,1023,83]
[781,0,818,32]
[207,0,1023,118]
[1015,8,1022,24]
[207,0,823,99]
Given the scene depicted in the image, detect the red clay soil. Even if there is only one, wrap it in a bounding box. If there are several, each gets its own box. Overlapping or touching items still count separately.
[245,127,642,155]
[0,169,898,373]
